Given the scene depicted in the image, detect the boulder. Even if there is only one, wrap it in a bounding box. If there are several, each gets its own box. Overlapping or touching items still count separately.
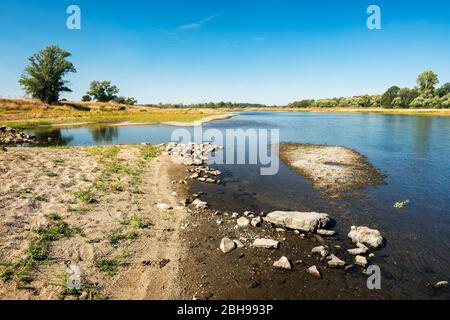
[348,226,383,249]
[265,211,330,232]
[273,256,292,270]
[252,238,279,249]
[220,238,236,253]
[307,265,322,279]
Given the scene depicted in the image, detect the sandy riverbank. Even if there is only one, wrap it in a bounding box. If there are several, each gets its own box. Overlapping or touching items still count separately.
[0,145,191,300]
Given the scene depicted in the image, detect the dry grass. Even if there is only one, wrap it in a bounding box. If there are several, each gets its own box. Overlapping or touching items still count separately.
[0,98,224,129]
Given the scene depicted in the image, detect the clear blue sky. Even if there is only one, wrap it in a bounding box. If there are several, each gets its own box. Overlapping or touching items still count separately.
[1,0,449,105]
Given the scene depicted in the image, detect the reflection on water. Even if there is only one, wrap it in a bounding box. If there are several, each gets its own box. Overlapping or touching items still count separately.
[27,112,450,299]
[90,126,119,143]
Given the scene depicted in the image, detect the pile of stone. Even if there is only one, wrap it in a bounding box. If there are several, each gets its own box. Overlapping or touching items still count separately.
[0,126,37,145]
[166,142,218,166]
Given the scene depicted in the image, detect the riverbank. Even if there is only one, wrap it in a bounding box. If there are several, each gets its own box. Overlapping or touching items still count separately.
[230,107,450,116]
[0,98,232,129]
[0,145,193,299]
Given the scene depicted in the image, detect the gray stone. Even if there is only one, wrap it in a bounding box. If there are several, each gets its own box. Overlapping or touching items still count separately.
[192,199,208,209]
[220,238,236,253]
[347,243,369,255]
[317,229,336,236]
[311,245,329,258]
[265,211,330,232]
[252,238,279,249]
[251,216,262,227]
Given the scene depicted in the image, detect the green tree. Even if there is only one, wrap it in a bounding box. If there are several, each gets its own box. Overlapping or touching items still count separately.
[381,86,400,108]
[416,71,439,93]
[18,45,76,104]
[437,82,450,97]
[87,81,119,102]
[81,95,92,102]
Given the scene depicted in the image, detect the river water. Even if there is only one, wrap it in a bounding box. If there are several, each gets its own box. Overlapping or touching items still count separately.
[29,111,450,299]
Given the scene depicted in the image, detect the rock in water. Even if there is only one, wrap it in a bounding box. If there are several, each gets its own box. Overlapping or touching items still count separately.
[252,239,279,249]
[307,265,322,279]
[348,226,383,249]
[355,255,368,267]
[327,254,346,268]
[434,281,448,289]
[220,238,236,253]
[273,257,292,270]
[347,243,369,255]
[237,217,250,227]
[265,211,330,232]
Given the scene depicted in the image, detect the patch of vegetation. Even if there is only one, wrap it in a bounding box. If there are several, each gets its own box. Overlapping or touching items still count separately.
[95,258,119,276]
[107,230,138,245]
[0,146,7,152]
[42,170,58,177]
[68,207,90,214]
[73,190,96,204]
[6,215,74,283]
[130,214,152,229]
[52,159,65,166]
[394,200,410,209]
[0,262,14,281]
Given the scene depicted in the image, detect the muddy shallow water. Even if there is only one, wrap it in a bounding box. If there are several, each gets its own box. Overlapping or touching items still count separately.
[28,111,450,299]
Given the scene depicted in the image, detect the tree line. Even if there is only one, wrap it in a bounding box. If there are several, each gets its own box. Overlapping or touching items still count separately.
[17,45,450,109]
[288,71,450,109]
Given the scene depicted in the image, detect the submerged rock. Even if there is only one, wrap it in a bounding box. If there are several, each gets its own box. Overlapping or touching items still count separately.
[434,281,448,289]
[220,238,236,253]
[265,211,330,232]
[252,238,279,249]
[273,256,292,270]
[317,229,336,236]
[348,226,383,249]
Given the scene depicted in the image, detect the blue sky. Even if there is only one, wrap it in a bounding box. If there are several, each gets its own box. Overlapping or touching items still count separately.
[0,0,450,105]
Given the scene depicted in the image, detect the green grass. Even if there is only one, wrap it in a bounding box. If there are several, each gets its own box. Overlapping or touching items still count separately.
[130,214,152,229]
[73,190,96,204]
[68,207,90,214]
[42,170,58,177]
[5,215,74,283]
[107,230,138,245]
[95,258,119,276]
[52,159,65,166]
